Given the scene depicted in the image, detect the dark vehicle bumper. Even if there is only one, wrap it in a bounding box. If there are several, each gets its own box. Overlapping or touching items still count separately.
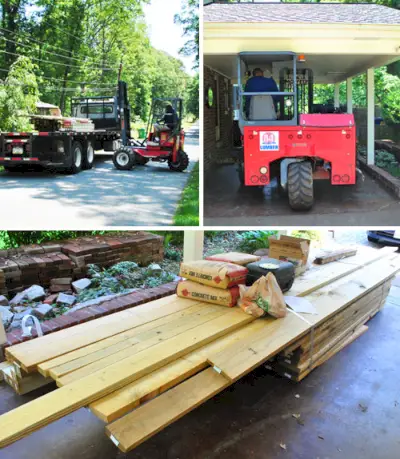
[367,230,400,247]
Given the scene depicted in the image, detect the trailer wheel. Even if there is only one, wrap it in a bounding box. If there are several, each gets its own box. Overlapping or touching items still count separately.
[168,150,189,172]
[113,147,136,170]
[287,161,314,211]
[68,141,83,174]
[82,142,94,170]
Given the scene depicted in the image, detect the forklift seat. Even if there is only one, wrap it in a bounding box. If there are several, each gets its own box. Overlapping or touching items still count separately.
[249,95,277,121]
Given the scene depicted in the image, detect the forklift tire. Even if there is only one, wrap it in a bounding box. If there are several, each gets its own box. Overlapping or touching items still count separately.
[168,150,189,172]
[287,161,314,211]
[113,147,136,171]
[82,142,94,170]
[68,141,83,174]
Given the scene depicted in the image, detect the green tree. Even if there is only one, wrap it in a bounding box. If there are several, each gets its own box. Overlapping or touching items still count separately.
[0,55,39,131]
[175,0,199,68]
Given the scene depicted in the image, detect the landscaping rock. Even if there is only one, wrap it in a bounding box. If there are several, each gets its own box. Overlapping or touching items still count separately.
[24,285,46,302]
[253,248,269,257]
[57,293,76,307]
[43,294,58,305]
[13,306,30,314]
[0,306,13,328]
[32,304,53,319]
[148,263,162,273]
[14,309,33,321]
[51,277,72,286]
[9,319,22,331]
[9,292,27,306]
[0,295,8,307]
[72,278,91,293]
[50,284,68,293]
[66,289,137,314]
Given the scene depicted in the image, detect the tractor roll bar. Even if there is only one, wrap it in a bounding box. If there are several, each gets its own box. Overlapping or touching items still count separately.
[237,51,298,127]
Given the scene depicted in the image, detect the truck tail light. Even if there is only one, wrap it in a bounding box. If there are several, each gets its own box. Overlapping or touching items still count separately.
[260,166,268,174]
[251,175,259,184]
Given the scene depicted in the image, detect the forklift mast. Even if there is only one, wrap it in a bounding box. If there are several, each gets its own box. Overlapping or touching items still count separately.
[118,80,131,146]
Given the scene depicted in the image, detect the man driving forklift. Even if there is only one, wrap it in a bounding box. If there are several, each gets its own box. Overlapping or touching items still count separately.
[152,104,179,143]
[244,68,280,121]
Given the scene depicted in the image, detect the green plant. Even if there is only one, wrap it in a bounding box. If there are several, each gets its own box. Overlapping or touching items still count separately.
[173,162,199,226]
[237,230,278,253]
[165,248,182,261]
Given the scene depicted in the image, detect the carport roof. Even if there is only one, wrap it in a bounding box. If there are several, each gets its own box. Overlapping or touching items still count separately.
[204,3,400,25]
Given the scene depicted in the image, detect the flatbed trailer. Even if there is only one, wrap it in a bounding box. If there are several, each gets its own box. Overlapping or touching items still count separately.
[0,129,122,174]
[0,81,130,174]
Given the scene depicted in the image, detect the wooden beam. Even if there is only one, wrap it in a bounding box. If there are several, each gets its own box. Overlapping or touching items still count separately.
[0,309,253,448]
[105,368,230,453]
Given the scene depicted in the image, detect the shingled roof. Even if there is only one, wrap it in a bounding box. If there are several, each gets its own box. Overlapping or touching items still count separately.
[204,3,400,25]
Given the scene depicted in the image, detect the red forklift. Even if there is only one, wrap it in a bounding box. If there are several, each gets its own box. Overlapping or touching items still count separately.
[234,52,356,210]
[112,97,189,172]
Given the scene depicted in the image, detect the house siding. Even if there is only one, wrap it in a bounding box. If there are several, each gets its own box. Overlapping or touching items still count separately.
[204,66,233,171]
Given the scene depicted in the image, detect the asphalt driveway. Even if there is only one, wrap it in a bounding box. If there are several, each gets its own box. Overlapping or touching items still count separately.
[0,123,199,228]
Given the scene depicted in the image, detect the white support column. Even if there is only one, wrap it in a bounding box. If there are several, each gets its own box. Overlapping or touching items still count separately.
[334,83,340,109]
[183,230,204,263]
[346,77,353,114]
[367,67,375,165]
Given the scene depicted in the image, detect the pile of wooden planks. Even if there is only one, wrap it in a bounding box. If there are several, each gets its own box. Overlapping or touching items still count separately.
[0,246,398,453]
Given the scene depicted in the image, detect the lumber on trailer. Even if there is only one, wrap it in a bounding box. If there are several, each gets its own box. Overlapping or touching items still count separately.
[0,309,252,448]
[208,255,400,381]
[105,368,230,453]
[314,248,358,265]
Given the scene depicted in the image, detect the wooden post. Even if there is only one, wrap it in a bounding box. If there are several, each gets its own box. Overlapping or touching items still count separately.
[367,67,375,165]
[346,77,353,114]
[183,231,204,263]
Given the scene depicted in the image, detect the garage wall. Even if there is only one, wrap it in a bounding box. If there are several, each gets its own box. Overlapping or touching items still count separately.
[204,66,233,171]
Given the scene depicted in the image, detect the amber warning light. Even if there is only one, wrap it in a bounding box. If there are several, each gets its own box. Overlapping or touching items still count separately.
[298,54,306,62]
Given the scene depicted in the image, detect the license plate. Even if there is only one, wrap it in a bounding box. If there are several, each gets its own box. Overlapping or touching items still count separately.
[12,146,23,155]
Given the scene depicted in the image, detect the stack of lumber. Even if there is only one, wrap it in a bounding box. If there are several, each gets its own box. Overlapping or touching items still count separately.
[0,246,398,453]
[0,252,74,297]
[30,115,94,133]
[62,233,163,276]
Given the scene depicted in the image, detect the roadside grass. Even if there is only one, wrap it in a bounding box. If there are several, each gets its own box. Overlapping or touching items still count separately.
[173,161,199,226]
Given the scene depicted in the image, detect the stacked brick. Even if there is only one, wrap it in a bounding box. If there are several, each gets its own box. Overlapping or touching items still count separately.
[0,232,163,298]
[0,252,74,298]
[62,233,164,277]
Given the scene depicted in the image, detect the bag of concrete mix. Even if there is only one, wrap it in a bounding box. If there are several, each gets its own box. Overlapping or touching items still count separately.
[205,252,261,266]
[238,273,287,318]
[177,280,240,307]
[179,260,248,289]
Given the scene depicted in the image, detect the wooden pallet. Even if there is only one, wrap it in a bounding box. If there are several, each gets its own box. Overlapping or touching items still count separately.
[0,247,398,451]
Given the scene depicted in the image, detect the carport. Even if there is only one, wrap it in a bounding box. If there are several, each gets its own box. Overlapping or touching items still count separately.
[204,2,400,167]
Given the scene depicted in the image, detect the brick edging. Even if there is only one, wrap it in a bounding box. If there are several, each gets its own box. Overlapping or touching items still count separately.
[3,281,178,349]
[359,157,400,199]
